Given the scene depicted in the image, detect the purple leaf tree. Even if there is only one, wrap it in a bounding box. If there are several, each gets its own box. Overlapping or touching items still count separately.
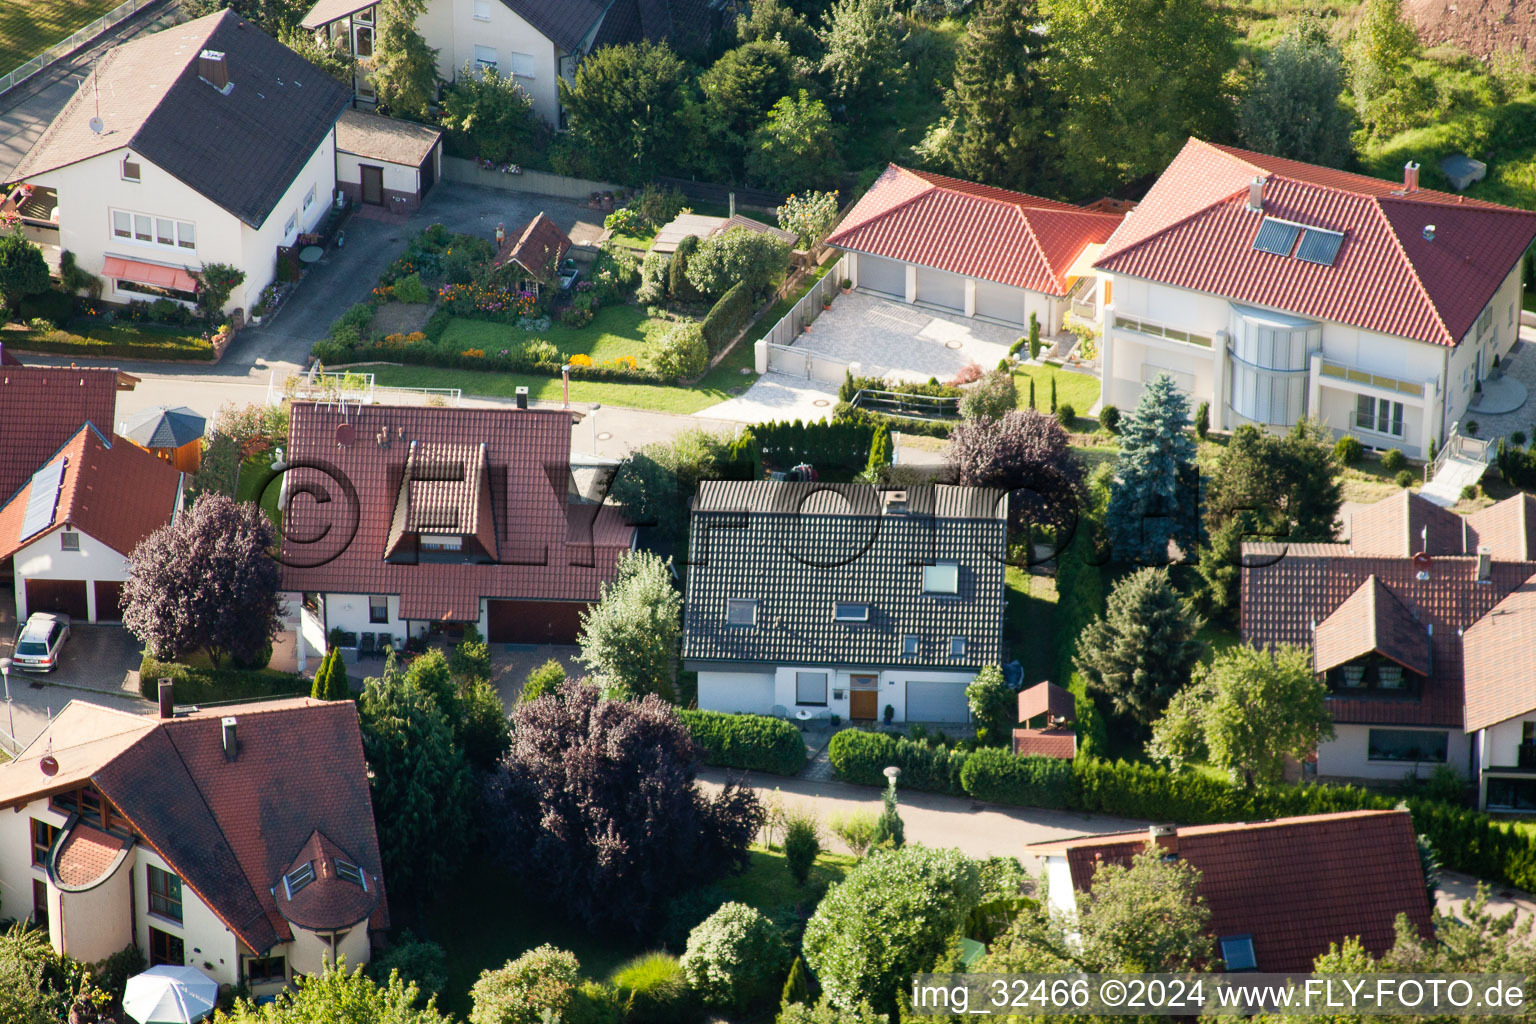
[947,408,1085,532]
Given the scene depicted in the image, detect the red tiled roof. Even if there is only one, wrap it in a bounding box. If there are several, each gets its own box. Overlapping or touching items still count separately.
[494,212,571,280]
[826,164,1125,297]
[1031,810,1432,973]
[0,424,182,561]
[1018,681,1075,724]
[1013,727,1076,758]
[1465,494,1536,562]
[274,829,381,931]
[83,698,388,953]
[1095,138,1536,347]
[1348,490,1468,557]
[1463,580,1536,731]
[0,365,124,505]
[280,404,635,621]
[52,822,131,889]
[1313,576,1433,677]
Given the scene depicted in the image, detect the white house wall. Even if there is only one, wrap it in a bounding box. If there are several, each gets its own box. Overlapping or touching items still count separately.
[337,149,420,195]
[57,850,132,963]
[1315,722,1469,781]
[238,130,337,311]
[695,665,973,723]
[135,845,241,987]
[1481,716,1535,770]
[419,0,561,127]
[13,529,131,622]
[0,797,68,938]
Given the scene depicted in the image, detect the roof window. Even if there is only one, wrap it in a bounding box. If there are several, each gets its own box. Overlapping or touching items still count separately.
[726,599,758,626]
[283,861,316,900]
[902,635,921,656]
[834,603,870,622]
[923,564,959,595]
[1220,935,1257,971]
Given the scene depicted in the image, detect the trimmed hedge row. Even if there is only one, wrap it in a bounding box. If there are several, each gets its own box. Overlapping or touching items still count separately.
[701,280,754,355]
[1052,523,1108,757]
[680,709,807,775]
[139,654,307,705]
[755,418,879,474]
[826,729,1536,893]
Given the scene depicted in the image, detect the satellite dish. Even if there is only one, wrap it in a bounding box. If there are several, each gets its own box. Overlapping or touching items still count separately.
[40,755,58,777]
[88,116,104,134]
[1413,552,1433,573]
[334,422,356,447]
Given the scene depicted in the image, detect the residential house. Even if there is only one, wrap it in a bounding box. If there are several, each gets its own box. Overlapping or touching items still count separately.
[1029,810,1433,972]
[825,164,1125,335]
[279,402,635,653]
[1241,489,1536,808]
[682,482,1005,724]
[334,108,443,212]
[0,363,137,505]
[8,11,351,316]
[301,0,724,126]
[0,424,182,623]
[0,694,386,994]
[1093,138,1536,458]
[492,212,571,295]
[1013,680,1076,759]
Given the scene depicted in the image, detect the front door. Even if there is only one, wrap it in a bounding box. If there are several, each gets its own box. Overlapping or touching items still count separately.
[850,674,878,721]
[360,165,384,206]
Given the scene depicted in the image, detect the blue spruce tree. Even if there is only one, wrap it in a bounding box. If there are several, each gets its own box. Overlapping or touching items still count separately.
[1106,373,1200,563]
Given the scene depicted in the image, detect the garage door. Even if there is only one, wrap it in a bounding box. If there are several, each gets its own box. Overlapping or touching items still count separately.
[858,255,906,298]
[487,600,587,644]
[94,580,124,622]
[25,579,88,620]
[905,680,970,723]
[975,279,1025,326]
[915,267,966,312]
[697,671,775,714]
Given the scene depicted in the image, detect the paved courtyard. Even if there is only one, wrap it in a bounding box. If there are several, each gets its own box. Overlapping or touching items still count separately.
[1465,331,1536,440]
[791,291,1019,383]
[695,371,839,424]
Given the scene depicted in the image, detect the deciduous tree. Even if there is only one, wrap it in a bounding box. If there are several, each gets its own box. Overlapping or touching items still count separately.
[1073,567,1203,728]
[558,41,700,182]
[747,91,843,193]
[0,230,50,318]
[123,493,282,667]
[220,957,452,1024]
[1204,420,1342,542]
[439,65,548,164]
[1105,373,1200,564]
[577,550,683,700]
[1240,20,1354,167]
[685,226,793,298]
[818,0,907,111]
[947,409,1085,533]
[483,679,761,931]
[369,0,439,120]
[1349,0,1428,139]
[1150,643,1333,785]
[278,24,358,84]
[966,665,1015,747]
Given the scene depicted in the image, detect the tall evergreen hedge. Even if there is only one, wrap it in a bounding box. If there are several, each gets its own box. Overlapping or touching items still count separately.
[680,709,807,775]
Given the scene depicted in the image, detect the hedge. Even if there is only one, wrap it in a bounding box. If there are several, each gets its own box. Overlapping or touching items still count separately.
[823,732,1536,894]
[139,654,307,705]
[834,404,954,439]
[701,280,755,355]
[679,709,807,775]
[754,418,879,475]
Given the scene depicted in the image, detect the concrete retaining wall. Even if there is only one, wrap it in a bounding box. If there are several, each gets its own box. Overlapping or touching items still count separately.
[441,157,624,201]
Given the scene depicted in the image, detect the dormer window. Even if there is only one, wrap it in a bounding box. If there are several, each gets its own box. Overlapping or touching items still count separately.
[122,158,140,182]
[834,602,870,622]
[726,599,758,626]
[1326,655,1420,697]
[335,859,367,889]
[283,861,315,899]
[420,534,463,551]
[922,563,959,595]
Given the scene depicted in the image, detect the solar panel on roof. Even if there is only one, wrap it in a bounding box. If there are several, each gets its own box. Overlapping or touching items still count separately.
[19,457,66,542]
[1252,217,1302,257]
[1296,228,1345,266]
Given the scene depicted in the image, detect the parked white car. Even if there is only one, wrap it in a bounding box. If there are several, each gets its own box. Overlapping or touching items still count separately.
[12,612,70,672]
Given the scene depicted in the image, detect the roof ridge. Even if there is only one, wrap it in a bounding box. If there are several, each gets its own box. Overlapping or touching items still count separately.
[1368,195,1458,347]
[11,700,153,759]
[1096,184,1251,266]
[1010,204,1062,294]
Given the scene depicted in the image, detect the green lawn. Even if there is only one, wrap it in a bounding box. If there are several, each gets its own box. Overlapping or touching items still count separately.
[1014,363,1100,426]
[1005,566,1058,686]
[440,303,674,364]
[0,0,124,70]
[6,321,214,361]
[235,450,283,529]
[370,364,737,414]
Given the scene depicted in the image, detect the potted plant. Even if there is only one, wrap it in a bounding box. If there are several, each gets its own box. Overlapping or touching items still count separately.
[801,313,813,333]
[823,297,833,311]
[883,704,895,725]
[327,627,361,665]
[841,278,852,293]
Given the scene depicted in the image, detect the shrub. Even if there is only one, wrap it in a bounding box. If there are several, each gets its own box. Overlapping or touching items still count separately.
[19,289,75,325]
[1466,420,1480,436]
[1515,431,1529,447]
[637,251,670,306]
[784,811,821,885]
[367,932,448,1002]
[632,183,688,227]
[1461,484,1479,501]
[1395,469,1417,488]
[1195,400,1210,439]
[959,369,1018,420]
[560,306,594,328]
[681,902,789,1011]
[1098,404,1121,434]
[1027,313,1041,359]
[959,749,1078,808]
[610,952,695,1024]
[605,207,645,234]
[471,944,582,1024]
[1056,402,1077,427]
[1381,448,1407,472]
[826,729,968,796]
[679,709,807,774]
[1334,435,1363,464]
[686,227,792,299]
[701,280,756,354]
[649,321,708,379]
[827,810,880,858]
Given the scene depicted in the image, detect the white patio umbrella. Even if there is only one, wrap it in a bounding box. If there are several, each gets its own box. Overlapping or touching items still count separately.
[122,965,219,1024]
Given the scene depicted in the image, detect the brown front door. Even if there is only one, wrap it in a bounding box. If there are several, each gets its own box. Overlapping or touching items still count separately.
[360,165,384,205]
[850,674,878,720]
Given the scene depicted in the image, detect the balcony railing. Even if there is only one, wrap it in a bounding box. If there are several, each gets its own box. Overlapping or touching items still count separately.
[1111,313,1213,349]
[1317,359,1425,398]
[1070,298,1098,322]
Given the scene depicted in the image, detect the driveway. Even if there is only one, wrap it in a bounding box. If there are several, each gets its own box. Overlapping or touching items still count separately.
[794,291,1018,384]
[695,372,839,424]
[489,643,583,708]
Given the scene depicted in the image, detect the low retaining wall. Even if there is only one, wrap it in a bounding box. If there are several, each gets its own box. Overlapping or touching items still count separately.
[441,157,625,202]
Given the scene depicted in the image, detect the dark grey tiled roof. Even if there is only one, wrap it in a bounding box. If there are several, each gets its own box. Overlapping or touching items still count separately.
[683,482,1006,669]
[504,0,608,52]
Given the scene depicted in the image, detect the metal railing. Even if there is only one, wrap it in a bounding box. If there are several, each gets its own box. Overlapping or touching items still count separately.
[1069,298,1098,322]
[1318,359,1425,398]
[850,388,960,421]
[1425,422,1493,482]
[0,0,155,97]
[1110,313,1213,349]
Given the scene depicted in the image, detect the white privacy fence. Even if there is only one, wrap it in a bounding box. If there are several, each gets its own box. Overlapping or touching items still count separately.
[758,257,847,349]
[0,0,156,97]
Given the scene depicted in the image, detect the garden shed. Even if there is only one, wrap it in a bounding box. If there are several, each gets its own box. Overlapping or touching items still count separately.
[649,211,796,255]
[334,109,443,211]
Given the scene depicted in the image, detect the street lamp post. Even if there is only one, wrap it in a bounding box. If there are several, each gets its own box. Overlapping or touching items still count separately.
[0,658,13,753]
[883,764,901,795]
[590,402,602,453]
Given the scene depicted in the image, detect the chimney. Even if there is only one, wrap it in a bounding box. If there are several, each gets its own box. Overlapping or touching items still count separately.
[198,49,230,92]
[157,678,174,719]
[1247,176,1264,212]
[1477,544,1492,583]
[1404,161,1420,192]
[515,386,529,410]
[222,716,238,760]
[1148,823,1179,857]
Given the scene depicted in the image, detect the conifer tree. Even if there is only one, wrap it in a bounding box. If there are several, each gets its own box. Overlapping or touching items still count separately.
[1105,373,1200,563]
[1074,567,1203,728]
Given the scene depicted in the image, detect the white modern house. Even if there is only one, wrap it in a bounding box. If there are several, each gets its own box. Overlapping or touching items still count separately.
[0,696,387,993]
[8,11,351,316]
[1093,139,1536,458]
[682,482,1005,725]
[826,164,1126,336]
[0,424,182,624]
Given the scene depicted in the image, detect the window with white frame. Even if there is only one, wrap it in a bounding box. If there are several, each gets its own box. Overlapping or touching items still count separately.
[795,671,828,706]
[303,184,315,211]
[725,599,757,626]
[473,0,490,18]
[110,209,195,250]
[833,602,870,622]
[121,157,140,182]
[1354,394,1404,438]
[508,51,537,78]
[474,45,498,72]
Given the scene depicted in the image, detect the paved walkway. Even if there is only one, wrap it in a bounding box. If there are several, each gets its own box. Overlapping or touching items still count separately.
[795,292,1016,384]
[1461,330,1536,440]
[696,371,839,424]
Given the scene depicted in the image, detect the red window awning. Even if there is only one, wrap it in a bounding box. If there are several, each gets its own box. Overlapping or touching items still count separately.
[102,256,197,293]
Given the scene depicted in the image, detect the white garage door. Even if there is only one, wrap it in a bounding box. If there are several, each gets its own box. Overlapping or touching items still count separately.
[915,266,966,312]
[975,279,1025,326]
[858,255,906,298]
[697,671,775,715]
[905,680,970,723]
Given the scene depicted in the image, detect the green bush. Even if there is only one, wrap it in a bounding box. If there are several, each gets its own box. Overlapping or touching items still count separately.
[1395,469,1416,488]
[610,952,696,1024]
[959,748,1078,808]
[701,280,756,354]
[1098,405,1120,434]
[754,418,880,474]
[1056,402,1077,427]
[681,902,788,1011]
[680,709,807,775]
[685,227,792,299]
[367,932,448,1002]
[19,289,75,325]
[390,272,431,304]
[784,812,821,885]
[826,729,968,796]
[649,321,708,379]
[1334,435,1363,464]
[1381,448,1407,472]
[139,653,304,704]
[472,944,583,1024]
[1195,401,1210,439]
[959,369,1018,420]
[521,658,569,702]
